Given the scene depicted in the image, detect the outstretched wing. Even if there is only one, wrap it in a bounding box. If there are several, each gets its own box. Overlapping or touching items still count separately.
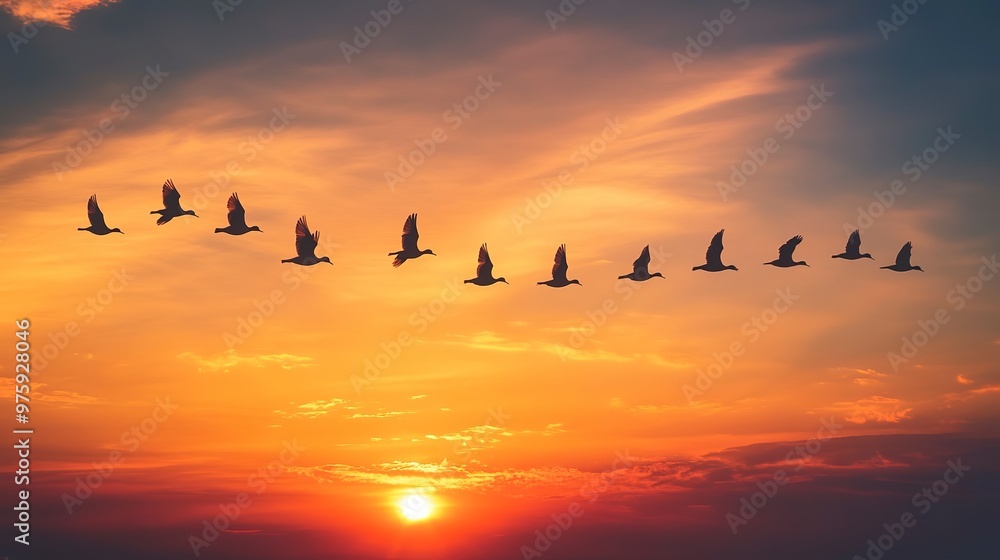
[778,235,803,261]
[226,193,248,228]
[846,229,862,254]
[895,242,912,267]
[87,194,109,229]
[401,213,419,252]
[632,245,651,275]
[705,230,725,267]
[476,243,494,279]
[552,244,569,282]
[162,179,181,211]
[295,216,319,258]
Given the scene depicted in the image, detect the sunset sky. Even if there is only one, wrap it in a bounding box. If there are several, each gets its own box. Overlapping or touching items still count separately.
[1,1,999,559]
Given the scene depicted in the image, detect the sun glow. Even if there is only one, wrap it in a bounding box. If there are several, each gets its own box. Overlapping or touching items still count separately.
[397,490,434,522]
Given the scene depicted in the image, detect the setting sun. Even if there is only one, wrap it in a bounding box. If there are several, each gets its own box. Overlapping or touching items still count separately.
[397,491,434,522]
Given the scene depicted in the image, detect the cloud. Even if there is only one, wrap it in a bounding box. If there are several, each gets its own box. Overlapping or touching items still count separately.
[178,350,314,372]
[0,0,118,27]
[274,398,347,419]
[830,396,914,424]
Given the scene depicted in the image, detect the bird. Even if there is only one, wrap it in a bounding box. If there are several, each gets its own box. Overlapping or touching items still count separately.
[214,193,262,235]
[832,229,873,260]
[764,235,809,268]
[465,243,508,286]
[692,229,738,271]
[78,195,122,235]
[881,242,923,272]
[618,245,664,281]
[150,179,198,225]
[281,216,332,266]
[388,213,435,267]
[538,244,581,287]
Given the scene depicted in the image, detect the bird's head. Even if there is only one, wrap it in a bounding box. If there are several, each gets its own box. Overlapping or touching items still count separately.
[913,265,924,272]
[863,253,873,259]
[651,272,665,279]
[111,228,124,234]
[570,279,582,286]
[186,210,199,217]
[727,265,739,271]
[498,277,509,284]
[799,261,810,267]
[423,249,437,256]
[249,226,262,233]
[319,256,333,265]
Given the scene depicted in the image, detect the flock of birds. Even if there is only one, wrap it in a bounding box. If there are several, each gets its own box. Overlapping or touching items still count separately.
[78,180,927,288]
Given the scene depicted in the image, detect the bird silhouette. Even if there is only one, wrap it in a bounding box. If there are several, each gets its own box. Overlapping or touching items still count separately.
[693,229,738,271]
[833,229,873,260]
[465,243,508,286]
[764,235,809,268]
[78,195,123,235]
[618,245,664,281]
[281,216,332,266]
[214,193,262,235]
[881,242,923,272]
[538,244,581,287]
[150,179,198,225]
[388,213,435,267]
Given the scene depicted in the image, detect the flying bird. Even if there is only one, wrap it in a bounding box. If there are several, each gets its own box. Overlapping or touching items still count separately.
[692,229,738,272]
[281,216,332,266]
[832,230,873,260]
[78,195,122,235]
[214,193,262,235]
[388,213,435,267]
[150,179,198,225]
[618,245,664,281]
[764,235,809,268]
[881,242,923,272]
[465,244,508,286]
[538,244,581,287]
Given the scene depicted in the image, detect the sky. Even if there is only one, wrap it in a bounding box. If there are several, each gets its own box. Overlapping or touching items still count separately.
[1,0,999,559]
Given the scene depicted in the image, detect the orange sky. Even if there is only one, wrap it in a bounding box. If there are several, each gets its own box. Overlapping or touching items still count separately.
[1,1,998,559]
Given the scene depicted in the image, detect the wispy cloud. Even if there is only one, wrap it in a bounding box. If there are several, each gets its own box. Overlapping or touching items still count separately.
[178,350,315,372]
[0,0,118,27]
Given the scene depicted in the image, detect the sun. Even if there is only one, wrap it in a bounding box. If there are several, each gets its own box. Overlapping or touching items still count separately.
[397,490,435,522]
